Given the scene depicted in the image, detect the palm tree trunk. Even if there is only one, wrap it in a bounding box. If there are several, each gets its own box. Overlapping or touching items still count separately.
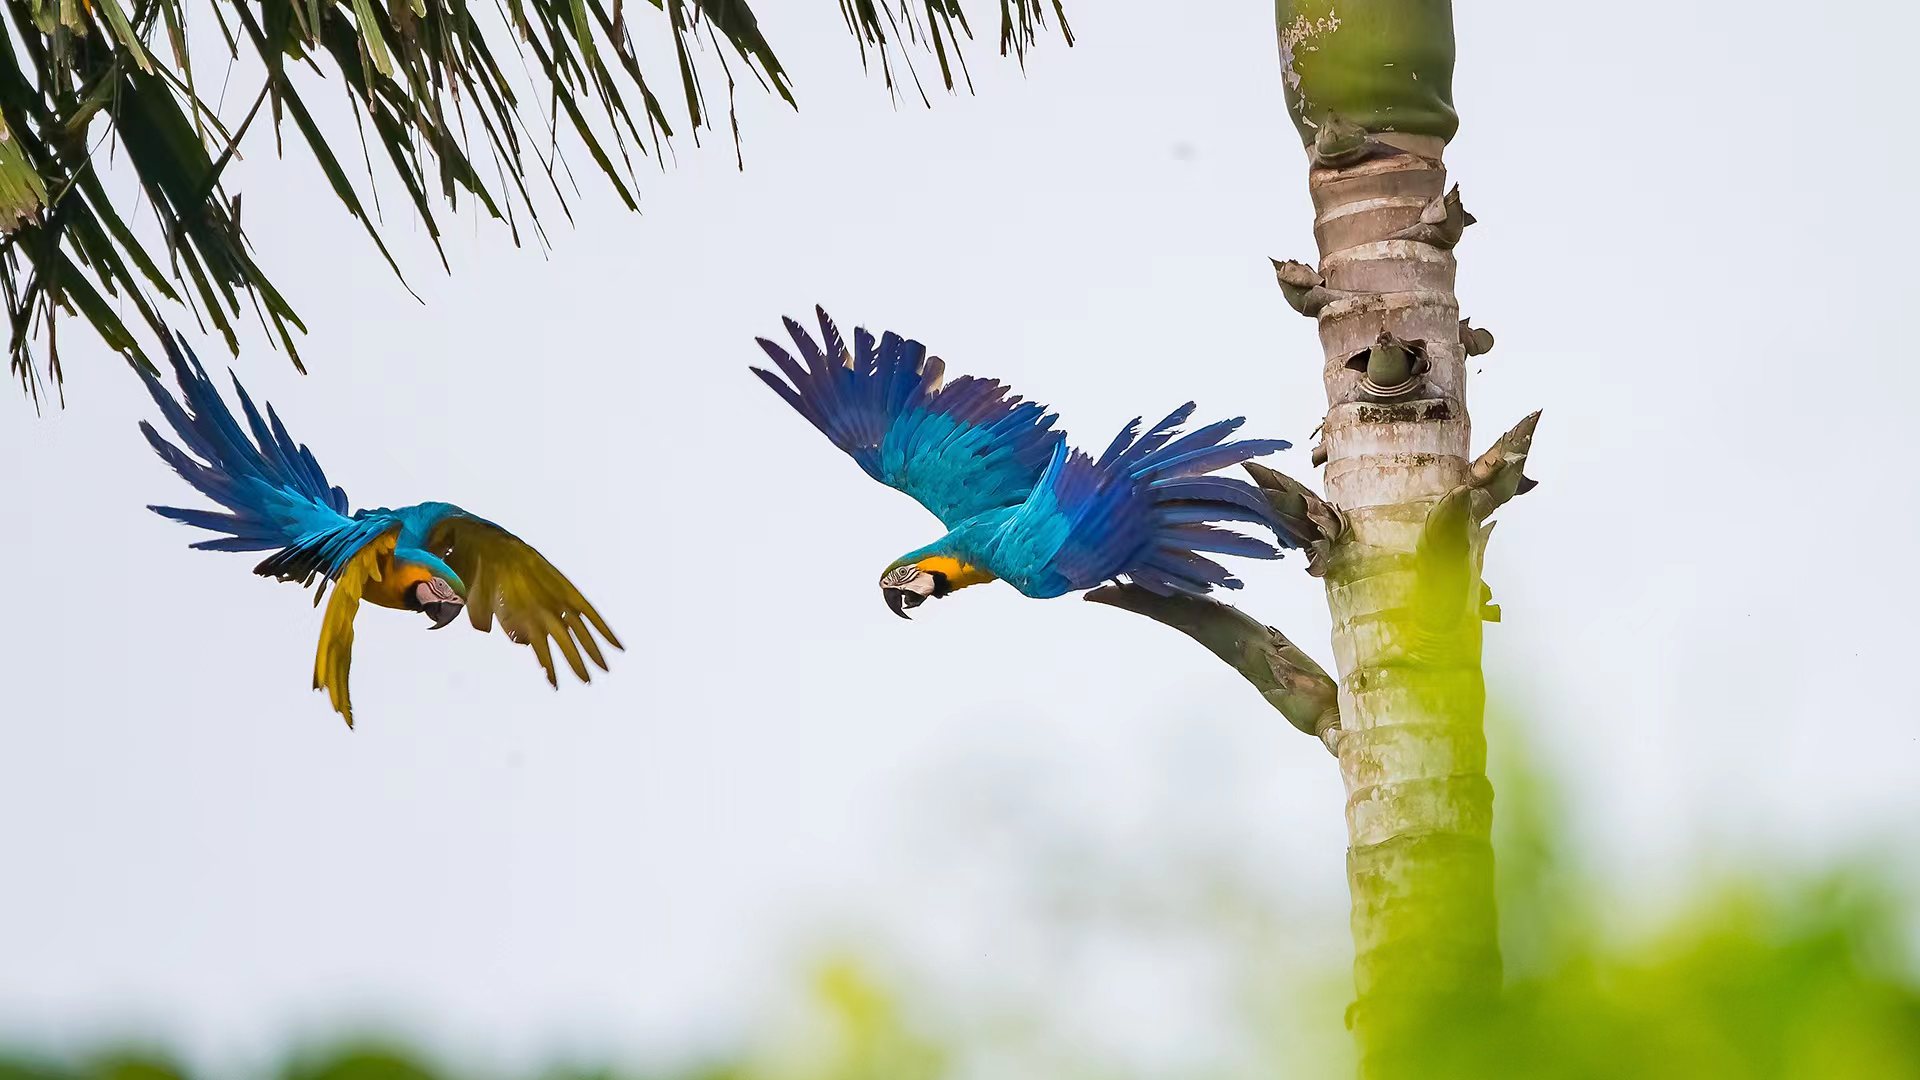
[1309,145,1500,1070]
[1276,1,1509,1071]
[1092,4,1535,1069]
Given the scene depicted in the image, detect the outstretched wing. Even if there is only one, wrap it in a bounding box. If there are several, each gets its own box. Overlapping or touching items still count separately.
[979,404,1296,598]
[140,334,383,588]
[426,513,622,689]
[751,307,1063,528]
[313,530,398,728]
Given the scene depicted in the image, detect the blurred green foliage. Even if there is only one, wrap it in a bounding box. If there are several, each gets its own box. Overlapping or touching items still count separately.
[5,732,1916,1078]
[1362,874,1920,1080]
[8,875,1913,1079]
[0,963,944,1080]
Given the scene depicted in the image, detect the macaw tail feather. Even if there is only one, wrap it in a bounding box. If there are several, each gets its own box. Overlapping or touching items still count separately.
[1110,403,1297,596]
[140,336,360,580]
[1007,403,1298,599]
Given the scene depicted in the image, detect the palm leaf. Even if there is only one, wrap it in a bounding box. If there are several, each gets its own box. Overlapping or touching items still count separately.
[0,0,1071,402]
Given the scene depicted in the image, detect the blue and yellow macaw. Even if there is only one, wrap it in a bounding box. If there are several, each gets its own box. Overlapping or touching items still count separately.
[752,309,1298,618]
[139,338,621,727]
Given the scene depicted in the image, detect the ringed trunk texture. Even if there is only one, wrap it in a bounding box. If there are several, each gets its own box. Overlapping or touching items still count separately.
[1312,142,1500,1066]
[1276,1,1501,1070]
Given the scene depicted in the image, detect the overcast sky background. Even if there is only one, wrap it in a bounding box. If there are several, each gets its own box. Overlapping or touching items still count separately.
[3,0,1917,1074]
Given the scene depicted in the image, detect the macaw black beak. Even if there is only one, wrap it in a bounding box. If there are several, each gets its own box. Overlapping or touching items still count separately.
[882,587,924,620]
[424,599,464,629]
[412,580,466,629]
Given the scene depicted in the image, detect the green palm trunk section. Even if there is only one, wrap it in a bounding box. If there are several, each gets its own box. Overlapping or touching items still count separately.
[1277,0,1457,145]
[1275,2,1499,1071]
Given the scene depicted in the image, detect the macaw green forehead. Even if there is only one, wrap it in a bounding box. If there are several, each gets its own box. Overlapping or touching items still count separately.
[394,546,466,594]
[883,539,953,577]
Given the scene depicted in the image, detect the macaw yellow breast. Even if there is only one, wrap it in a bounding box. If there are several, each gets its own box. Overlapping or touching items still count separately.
[917,555,997,590]
[360,553,435,610]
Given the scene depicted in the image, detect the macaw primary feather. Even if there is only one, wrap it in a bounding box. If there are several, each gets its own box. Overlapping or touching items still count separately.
[140,336,621,727]
[752,307,1299,616]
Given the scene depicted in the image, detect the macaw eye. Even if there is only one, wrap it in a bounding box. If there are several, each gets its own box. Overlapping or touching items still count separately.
[880,565,920,588]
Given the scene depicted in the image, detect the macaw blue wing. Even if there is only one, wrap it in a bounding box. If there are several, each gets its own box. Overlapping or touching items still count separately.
[978,403,1296,598]
[140,335,384,589]
[751,307,1064,528]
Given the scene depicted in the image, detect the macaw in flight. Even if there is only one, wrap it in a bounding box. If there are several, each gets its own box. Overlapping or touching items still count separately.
[139,338,621,727]
[752,308,1298,618]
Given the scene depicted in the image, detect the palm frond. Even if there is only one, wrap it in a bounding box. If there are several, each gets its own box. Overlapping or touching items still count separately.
[0,0,1071,403]
[833,1,1068,103]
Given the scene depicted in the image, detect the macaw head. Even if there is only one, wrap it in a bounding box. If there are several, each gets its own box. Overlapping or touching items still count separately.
[878,551,992,620]
[395,547,468,630]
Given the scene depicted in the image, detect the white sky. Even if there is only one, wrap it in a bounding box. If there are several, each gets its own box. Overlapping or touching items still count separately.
[3,0,1917,1074]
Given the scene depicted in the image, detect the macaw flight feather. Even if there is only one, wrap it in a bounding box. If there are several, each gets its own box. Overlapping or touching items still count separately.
[753,307,1301,614]
[139,336,620,727]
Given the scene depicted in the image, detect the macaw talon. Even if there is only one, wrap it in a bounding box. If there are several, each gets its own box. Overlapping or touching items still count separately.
[882,587,923,620]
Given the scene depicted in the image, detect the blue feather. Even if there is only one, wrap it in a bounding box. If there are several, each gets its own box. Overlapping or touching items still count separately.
[754,311,1298,604]
[958,406,1294,598]
[752,308,1064,528]
[140,335,374,583]
[190,536,285,553]
[1147,438,1294,480]
[1160,524,1282,559]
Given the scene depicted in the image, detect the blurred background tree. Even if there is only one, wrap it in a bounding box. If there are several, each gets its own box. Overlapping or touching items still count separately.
[0,0,1070,401]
